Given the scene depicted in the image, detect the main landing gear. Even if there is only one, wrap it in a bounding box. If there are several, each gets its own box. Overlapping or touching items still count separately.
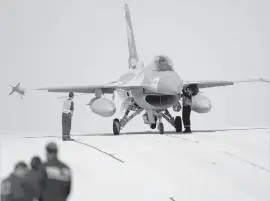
[113,99,183,135]
[113,98,143,135]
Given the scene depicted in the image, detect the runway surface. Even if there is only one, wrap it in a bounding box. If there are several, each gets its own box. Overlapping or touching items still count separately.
[0,128,269,201]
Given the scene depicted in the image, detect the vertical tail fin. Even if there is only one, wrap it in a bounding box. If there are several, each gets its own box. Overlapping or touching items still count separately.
[125,4,140,69]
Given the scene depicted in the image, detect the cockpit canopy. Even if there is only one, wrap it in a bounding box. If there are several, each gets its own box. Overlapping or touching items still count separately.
[152,55,174,71]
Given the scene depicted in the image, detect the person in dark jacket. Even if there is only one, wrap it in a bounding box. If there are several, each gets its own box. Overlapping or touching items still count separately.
[39,142,72,201]
[182,87,193,133]
[24,156,42,201]
[1,161,29,201]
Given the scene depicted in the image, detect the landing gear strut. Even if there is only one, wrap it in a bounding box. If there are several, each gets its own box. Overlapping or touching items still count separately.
[113,100,183,135]
[156,112,164,134]
[113,98,143,135]
[158,109,182,134]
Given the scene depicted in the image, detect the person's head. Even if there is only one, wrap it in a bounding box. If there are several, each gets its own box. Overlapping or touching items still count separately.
[68,92,74,99]
[186,87,191,93]
[13,161,28,178]
[45,142,58,161]
[30,156,42,170]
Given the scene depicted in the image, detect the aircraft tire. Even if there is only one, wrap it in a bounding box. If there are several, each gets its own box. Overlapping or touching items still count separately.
[113,118,120,135]
[150,123,156,129]
[175,116,182,133]
[158,123,164,134]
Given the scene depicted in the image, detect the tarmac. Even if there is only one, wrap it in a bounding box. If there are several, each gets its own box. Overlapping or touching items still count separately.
[0,128,269,201]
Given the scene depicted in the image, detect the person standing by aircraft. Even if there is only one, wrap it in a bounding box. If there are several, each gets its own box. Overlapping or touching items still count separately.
[182,87,193,133]
[62,92,74,141]
[39,142,72,201]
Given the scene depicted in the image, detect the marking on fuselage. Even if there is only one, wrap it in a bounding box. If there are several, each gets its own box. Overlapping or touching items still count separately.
[153,77,159,85]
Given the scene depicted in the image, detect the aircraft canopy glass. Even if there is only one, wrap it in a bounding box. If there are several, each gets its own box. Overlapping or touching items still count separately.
[152,55,174,71]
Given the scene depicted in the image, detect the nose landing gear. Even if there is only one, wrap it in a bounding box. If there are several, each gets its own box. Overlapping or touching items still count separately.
[158,122,164,134]
[158,109,182,134]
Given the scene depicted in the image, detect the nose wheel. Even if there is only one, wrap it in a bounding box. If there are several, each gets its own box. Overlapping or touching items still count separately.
[150,123,156,129]
[158,122,164,134]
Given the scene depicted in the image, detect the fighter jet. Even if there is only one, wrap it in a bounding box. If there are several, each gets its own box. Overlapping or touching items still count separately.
[9,83,26,99]
[35,3,269,135]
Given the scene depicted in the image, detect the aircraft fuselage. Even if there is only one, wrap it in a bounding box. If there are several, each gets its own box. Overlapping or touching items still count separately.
[13,87,25,95]
[117,60,183,110]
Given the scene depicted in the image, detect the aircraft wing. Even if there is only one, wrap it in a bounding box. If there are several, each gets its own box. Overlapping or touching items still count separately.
[36,83,152,94]
[183,78,269,89]
[35,78,269,95]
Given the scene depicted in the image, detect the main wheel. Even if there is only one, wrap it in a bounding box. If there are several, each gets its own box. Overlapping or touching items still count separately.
[113,118,120,135]
[158,123,164,134]
[150,123,156,129]
[175,116,182,133]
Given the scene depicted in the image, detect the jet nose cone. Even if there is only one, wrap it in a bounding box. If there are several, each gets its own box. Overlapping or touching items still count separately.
[156,72,183,94]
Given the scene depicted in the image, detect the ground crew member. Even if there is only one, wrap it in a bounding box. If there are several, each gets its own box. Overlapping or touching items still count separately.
[182,87,193,133]
[39,142,72,201]
[24,156,42,201]
[1,161,29,201]
[62,92,74,141]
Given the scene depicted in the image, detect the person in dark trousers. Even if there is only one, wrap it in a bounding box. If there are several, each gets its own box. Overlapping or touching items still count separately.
[62,92,74,141]
[1,161,29,201]
[39,142,72,201]
[24,156,42,201]
[182,87,193,133]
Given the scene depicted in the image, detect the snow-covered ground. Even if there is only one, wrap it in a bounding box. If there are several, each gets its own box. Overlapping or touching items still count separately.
[0,128,269,201]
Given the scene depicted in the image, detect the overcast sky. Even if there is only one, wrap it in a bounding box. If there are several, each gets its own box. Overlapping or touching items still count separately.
[0,0,269,134]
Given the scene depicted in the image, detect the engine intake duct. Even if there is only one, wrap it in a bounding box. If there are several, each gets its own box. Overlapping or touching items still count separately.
[145,95,178,108]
